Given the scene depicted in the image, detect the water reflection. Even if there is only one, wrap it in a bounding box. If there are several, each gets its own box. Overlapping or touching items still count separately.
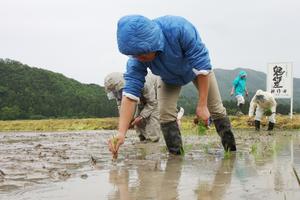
[2,131,300,200]
[108,157,183,200]
[107,134,300,200]
[196,155,236,200]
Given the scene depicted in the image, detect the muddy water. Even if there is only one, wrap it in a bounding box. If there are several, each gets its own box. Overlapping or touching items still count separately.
[1,130,300,200]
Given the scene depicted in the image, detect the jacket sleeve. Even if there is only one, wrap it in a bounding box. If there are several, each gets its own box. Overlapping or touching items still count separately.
[123,59,148,100]
[248,96,257,117]
[139,81,157,119]
[232,77,239,88]
[179,18,212,74]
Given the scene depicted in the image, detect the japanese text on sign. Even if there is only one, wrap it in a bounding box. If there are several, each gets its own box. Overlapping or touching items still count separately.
[267,63,292,98]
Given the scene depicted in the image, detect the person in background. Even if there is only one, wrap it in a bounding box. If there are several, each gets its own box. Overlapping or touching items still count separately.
[230,70,249,115]
[108,15,237,157]
[104,72,161,142]
[248,89,277,131]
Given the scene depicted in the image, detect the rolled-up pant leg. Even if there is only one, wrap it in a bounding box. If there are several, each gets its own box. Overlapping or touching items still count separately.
[157,77,183,154]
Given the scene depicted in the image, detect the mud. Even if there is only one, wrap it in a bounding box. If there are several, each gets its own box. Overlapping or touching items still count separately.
[1,130,300,200]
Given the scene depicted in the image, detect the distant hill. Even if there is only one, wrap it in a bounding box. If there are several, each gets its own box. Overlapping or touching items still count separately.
[0,59,118,120]
[180,68,300,113]
[0,59,298,120]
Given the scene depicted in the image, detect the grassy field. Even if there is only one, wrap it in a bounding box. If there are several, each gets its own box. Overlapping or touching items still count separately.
[0,118,118,132]
[0,115,299,132]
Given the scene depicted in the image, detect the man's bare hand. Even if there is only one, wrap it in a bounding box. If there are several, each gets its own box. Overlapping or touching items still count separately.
[130,116,143,127]
[108,133,125,159]
[196,105,210,126]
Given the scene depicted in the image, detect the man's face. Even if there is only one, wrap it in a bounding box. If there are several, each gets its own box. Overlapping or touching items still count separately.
[106,89,123,101]
[255,94,265,103]
[132,52,156,62]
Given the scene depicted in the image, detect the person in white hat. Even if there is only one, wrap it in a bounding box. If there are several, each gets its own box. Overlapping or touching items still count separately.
[104,72,161,142]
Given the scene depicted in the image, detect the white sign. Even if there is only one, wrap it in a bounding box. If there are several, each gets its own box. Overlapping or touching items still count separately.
[267,62,293,99]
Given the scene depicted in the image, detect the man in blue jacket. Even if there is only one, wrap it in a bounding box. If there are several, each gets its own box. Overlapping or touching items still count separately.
[108,15,236,156]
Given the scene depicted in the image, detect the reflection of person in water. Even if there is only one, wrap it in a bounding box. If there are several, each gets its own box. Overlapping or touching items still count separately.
[158,157,183,199]
[108,169,130,200]
[197,155,236,200]
[108,157,183,199]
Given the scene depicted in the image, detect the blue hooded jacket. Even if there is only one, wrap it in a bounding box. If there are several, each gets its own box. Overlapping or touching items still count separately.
[117,15,212,98]
[232,70,247,96]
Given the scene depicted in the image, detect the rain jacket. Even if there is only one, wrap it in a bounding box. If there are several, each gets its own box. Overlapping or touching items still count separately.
[117,15,212,100]
[248,90,277,117]
[232,70,247,96]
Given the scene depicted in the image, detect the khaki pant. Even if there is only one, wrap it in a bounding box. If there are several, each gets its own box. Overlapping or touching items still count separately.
[135,105,161,141]
[157,71,227,123]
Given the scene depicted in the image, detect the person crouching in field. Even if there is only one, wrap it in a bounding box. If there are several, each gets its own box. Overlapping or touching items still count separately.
[248,90,277,131]
[104,72,161,143]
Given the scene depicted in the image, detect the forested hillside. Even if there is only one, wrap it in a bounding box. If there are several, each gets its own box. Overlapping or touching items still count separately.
[0,59,118,120]
[0,59,298,120]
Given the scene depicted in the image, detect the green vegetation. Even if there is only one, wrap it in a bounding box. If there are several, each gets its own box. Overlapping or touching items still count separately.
[264,108,273,116]
[0,118,118,131]
[250,144,257,154]
[197,121,207,135]
[0,59,118,120]
[1,115,299,132]
[0,59,299,121]
[224,150,232,159]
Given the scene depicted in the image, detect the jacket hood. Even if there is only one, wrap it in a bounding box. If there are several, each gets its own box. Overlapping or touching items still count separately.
[239,70,247,77]
[255,89,265,96]
[117,15,164,55]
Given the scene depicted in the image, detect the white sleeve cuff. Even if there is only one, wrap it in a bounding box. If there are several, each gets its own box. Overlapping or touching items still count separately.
[192,68,211,76]
[123,92,140,102]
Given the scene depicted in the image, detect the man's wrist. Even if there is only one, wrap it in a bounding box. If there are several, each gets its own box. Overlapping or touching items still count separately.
[197,102,207,107]
[117,132,126,137]
[137,115,144,121]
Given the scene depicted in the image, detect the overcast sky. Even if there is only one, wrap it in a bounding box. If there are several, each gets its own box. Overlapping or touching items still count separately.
[1,0,299,85]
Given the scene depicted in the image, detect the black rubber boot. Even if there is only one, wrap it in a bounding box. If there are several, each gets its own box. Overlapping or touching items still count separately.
[255,120,260,131]
[238,104,244,114]
[139,134,146,142]
[161,121,184,155]
[267,122,275,131]
[213,117,237,151]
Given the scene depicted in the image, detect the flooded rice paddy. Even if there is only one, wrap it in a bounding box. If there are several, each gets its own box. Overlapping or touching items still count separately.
[1,130,300,200]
